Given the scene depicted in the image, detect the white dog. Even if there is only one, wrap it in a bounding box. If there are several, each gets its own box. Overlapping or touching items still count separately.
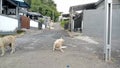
[53,37,65,52]
[0,35,16,56]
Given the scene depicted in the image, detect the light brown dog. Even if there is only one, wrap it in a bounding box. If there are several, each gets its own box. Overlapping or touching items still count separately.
[0,35,16,56]
[53,37,65,52]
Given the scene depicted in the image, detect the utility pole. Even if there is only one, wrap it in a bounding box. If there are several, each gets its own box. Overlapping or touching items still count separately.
[70,7,74,32]
[16,2,21,30]
[0,0,2,14]
[104,0,112,61]
[15,0,24,30]
[52,10,54,22]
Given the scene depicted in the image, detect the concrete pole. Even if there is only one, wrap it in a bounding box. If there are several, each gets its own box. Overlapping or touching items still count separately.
[104,0,112,61]
[0,0,2,14]
[53,10,54,22]
[16,6,18,16]
[16,2,21,30]
[71,7,74,31]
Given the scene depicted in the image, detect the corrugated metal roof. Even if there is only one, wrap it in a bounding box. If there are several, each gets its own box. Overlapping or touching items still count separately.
[69,0,104,12]
[62,14,70,17]
[27,12,43,17]
[15,0,24,2]
[69,3,96,12]
[7,0,30,8]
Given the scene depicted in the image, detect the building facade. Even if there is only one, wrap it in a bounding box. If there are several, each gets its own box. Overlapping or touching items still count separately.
[82,0,120,51]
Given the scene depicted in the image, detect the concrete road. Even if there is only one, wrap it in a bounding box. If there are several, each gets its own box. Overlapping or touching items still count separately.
[0,23,119,68]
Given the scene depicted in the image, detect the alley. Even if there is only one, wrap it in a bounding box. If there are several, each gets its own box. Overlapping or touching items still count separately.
[0,23,119,68]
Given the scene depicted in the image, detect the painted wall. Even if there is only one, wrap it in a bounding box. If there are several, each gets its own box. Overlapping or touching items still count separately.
[83,9,105,38]
[30,20,45,29]
[83,9,120,49]
[30,20,38,28]
[0,15,18,32]
[96,0,120,9]
[83,9,120,38]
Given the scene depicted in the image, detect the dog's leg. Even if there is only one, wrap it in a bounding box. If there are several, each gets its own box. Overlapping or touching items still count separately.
[1,46,5,56]
[60,48,64,53]
[53,43,56,51]
[10,43,15,54]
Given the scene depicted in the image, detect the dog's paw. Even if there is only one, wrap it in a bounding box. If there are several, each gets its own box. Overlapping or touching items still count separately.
[1,54,4,56]
[53,49,55,51]
[60,50,64,53]
[10,51,15,54]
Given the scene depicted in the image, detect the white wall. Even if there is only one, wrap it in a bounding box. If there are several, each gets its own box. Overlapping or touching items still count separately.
[30,20,38,28]
[0,15,18,32]
[30,20,46,29]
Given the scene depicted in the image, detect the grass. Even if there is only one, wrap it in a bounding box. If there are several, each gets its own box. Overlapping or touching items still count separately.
[16,30,26,34]
[0,35,4,37]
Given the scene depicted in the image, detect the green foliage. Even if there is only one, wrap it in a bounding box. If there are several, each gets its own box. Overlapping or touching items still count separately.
[25,0,60,22]
[17,30,26,34]
[60,19,69,27]
[0,34,4,37]
[24,0,31,5]
[61,20,65,27]
[38,18,44,23]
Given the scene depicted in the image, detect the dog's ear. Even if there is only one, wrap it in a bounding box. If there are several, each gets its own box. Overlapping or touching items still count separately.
[60,37,64,41]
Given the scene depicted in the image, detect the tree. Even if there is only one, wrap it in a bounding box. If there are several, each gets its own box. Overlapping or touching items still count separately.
[25,0,60,22]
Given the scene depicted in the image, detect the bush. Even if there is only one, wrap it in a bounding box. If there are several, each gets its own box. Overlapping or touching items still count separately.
[61,20,65,27]
[38,18,44,23]
[17,30,26,34]
[60,19,69,28]
[0,35,4,37]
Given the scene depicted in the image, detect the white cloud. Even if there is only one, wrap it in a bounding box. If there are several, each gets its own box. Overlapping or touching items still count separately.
[53,0,99,13]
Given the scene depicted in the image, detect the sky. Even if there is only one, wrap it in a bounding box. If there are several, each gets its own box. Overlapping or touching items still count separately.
[53,0,99,13]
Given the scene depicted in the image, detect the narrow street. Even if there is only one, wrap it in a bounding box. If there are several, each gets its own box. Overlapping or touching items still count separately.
[0,23,119,68]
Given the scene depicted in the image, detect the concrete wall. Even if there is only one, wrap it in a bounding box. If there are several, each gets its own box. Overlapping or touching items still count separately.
[30,20,45,29]
[97,0,120,9]
[30,20,38,28]
[83,9,120,47]
[83,9,105,38]
[113,0,120,4]
[0,15,18,32]
[112,9,120,39]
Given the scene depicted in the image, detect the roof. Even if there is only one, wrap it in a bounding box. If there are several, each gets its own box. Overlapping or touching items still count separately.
[15,0,24,2]
[7,0,30,8]
[27,12,43,17]
[62,14,70,17]
[95,0,104,6]
[69,3,96,12]
[6,0,17,6]
[69,0,104,12]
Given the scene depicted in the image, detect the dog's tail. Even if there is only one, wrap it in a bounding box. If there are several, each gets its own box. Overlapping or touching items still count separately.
[61,46,67,49]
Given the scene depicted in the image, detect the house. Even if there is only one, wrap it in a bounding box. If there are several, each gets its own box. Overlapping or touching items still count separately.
[62,14,70,20]
[0,0,29,34]
[0,0,29,16]
[61,14,70,30]
[27,12,43,20]
[82,0,120,40]
[69,2,96,32]
[69,0,120,49]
